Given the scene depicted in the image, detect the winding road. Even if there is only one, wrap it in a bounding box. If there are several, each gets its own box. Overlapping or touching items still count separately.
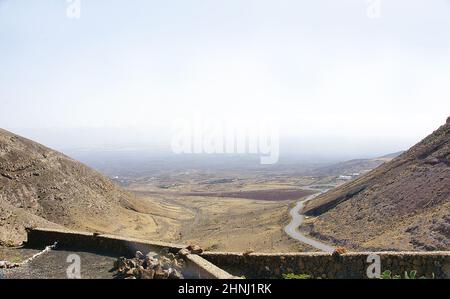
[284,188,335,252]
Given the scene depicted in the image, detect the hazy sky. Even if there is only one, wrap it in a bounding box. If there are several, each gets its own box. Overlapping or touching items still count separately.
[1,0,449,159]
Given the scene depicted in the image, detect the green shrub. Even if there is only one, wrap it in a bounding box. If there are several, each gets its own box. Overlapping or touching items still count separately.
[380,270,434,279]
[404,270,417,279]
[282,273,312,279]
[380,270,401,279]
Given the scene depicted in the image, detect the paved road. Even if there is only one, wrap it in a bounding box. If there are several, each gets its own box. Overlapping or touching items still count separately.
[284,189,335,253]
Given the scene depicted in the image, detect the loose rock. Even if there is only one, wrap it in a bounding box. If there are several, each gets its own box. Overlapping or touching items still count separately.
[177,248,191,257]
[113,248,185,279]
[187,244,203,254]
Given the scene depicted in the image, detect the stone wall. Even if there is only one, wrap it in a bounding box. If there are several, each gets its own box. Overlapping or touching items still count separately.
[201,251,450,279]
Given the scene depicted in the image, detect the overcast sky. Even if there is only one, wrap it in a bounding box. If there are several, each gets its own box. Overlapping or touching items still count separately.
[1,0,449,159]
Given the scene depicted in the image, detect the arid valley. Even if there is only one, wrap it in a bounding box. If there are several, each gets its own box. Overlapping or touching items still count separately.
[2,118,449,256]
[64,146,403,253]
[1,119,449,281]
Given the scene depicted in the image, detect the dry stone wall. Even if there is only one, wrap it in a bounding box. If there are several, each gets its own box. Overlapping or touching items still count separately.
[201,251,450,279]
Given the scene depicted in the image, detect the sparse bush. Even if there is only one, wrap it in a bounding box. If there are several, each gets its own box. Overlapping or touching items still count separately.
[404,270,417,279]
[282,273,312,279]
[380,270,434,279]
[380,270,401,279]
[10,256,21,263]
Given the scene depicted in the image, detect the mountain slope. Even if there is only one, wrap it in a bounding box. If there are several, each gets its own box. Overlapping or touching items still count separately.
[307,151,403,178]
[303,118,450,251]
[0,129,160,245]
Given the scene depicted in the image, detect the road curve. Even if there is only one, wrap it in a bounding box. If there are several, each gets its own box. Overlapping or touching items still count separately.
[284,189,335,252]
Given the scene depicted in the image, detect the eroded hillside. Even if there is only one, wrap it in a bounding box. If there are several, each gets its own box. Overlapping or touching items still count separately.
[303,118,450,251]
[0,129,166,245]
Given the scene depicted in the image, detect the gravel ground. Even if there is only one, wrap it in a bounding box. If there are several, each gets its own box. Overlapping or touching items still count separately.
[1,248,118,279]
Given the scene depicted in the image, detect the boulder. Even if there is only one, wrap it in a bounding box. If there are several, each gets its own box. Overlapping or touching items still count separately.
[168,268,184,279]
[178,248,191,257]
[187,244,203,254]
[146,251,159,259]
[113,257,128,271]
[135,251,145,259]
[138,267,155,279]
[154,267,170,279]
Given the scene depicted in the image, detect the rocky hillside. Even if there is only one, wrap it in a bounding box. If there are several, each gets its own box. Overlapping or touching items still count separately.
[0,129,159,245]
[303,118,450,251]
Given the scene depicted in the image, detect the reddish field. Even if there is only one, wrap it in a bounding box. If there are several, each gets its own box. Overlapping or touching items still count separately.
[181,188,316,201]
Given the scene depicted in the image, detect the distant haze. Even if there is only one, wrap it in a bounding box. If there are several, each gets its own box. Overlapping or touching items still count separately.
[1,0,449,161]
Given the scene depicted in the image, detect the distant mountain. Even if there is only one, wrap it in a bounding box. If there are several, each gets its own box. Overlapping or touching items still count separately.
[0,129,158,245]
[377,151,405,160]
[308,151,403,177]
[303,118,450,251]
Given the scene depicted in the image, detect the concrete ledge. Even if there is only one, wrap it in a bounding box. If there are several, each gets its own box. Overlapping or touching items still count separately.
[185,254,238,279]
[25,228,186,256]
[201,251,450,279]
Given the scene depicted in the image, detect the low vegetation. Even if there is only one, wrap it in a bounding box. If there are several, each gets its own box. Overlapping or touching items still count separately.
[282,273,312,279]
[380,270,435,279]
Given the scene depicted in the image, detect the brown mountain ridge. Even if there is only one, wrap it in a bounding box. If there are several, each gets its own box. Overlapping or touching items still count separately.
[303,118,450,251]
[0,128,160,246]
